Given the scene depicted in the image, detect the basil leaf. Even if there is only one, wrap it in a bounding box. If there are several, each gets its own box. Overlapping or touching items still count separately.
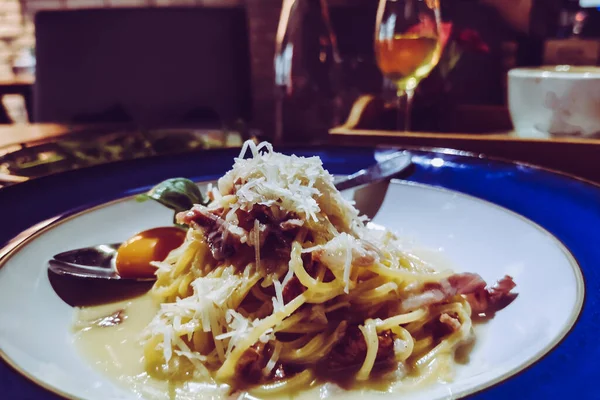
[136,193,150,203]
[141,178,206,214]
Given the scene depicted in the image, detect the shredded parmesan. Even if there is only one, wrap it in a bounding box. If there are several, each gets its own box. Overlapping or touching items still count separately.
[254,219,261,271]
[394,338,408,355]
[213,138,358,226]
[281,266,294,288]
[302,233,376,293]
[216,310,276,355]
[143,273,247,364]
[272,279,285,313]
[343,235,353,293]
[263,342,283,376]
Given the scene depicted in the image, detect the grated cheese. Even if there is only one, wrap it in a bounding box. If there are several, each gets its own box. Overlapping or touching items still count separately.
[214,139,358,226]
[262,342,283,377]
[272,279,285,313]
[343,234,353,293]
[302,233,374,293]
[254,219,261,272]
[281,266,294,288]
[217,309,250,355]
[144,274,246,365]
[393,338,408,355]
[216,310,275,355]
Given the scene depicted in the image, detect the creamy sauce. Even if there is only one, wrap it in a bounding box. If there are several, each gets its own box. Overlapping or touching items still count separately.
[74,294,240,399]
[73,291,468,400]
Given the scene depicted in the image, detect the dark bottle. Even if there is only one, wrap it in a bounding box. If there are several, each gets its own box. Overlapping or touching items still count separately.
[274,0,343,144]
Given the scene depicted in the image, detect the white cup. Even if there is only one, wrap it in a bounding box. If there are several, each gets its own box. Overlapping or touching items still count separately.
[508,66,600,138]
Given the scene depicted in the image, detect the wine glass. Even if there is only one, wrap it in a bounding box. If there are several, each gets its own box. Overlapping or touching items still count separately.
[375,0,442,131]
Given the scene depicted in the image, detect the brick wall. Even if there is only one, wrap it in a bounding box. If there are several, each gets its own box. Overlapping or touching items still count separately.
[0,1,34,80]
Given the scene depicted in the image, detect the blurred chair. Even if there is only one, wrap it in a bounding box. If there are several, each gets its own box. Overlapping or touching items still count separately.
[2,94,29,124]
[0,101,10,124]
[33,7,252,127]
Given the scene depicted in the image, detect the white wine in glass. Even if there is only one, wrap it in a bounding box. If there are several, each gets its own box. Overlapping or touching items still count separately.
[375,0,442,131]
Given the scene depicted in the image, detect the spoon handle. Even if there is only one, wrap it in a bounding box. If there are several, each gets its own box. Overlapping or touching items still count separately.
[333,152,412,192]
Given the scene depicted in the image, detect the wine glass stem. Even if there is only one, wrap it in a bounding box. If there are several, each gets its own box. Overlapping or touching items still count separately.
[396,88,415,132]
[404,89,414,132]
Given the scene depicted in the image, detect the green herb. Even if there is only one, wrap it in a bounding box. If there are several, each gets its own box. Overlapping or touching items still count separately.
[137,178,207,223]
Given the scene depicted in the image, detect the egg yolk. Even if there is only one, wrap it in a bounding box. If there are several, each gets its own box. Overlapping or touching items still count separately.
[115,227,186,278]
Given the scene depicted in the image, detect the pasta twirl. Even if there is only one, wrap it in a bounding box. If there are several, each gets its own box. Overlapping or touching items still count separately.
[141,140,517,394]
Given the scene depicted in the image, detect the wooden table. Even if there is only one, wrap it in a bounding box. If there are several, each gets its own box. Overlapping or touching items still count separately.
[329,128,600,185]
[0,124,73,150]
[0,74,34,92]
[0,123,247,186]
[0,74,34,121]
[0,124,97,184]
[0,123,132,152]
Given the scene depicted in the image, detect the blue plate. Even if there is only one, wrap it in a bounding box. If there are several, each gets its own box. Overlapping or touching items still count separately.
[1,146,599,400]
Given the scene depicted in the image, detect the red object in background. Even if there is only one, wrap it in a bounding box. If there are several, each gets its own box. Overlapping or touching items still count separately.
[405,17,451,45]
[416,21,491,104]
[438,23,490,54]
[440,22,452,49]
[456,28,490,53]
[406,17,454,50]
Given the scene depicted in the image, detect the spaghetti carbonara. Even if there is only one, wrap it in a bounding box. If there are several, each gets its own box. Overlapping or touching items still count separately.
[141,140,516,395]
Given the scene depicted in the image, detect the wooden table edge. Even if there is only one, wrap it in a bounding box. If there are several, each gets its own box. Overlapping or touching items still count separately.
[329,128,600,145]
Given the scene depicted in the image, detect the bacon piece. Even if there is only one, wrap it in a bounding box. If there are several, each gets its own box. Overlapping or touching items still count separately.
[446,273,487,294]
[376,330,395,362]
[248,204,277,225]
[327,325,394,369]
[402,273,517,315]
[488,275,517,302]
[178,203,304,264]
[465,290,489,314]
[248,206,302,258]
[177,206,219,226]
[402,273,486,311]
[439,313,461,332]
[236,343,267,383]
[177,206,248,260]
[244,205,301,231]
[282,276,305,304]
[327,325,366,368]
[466,275,517,315]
